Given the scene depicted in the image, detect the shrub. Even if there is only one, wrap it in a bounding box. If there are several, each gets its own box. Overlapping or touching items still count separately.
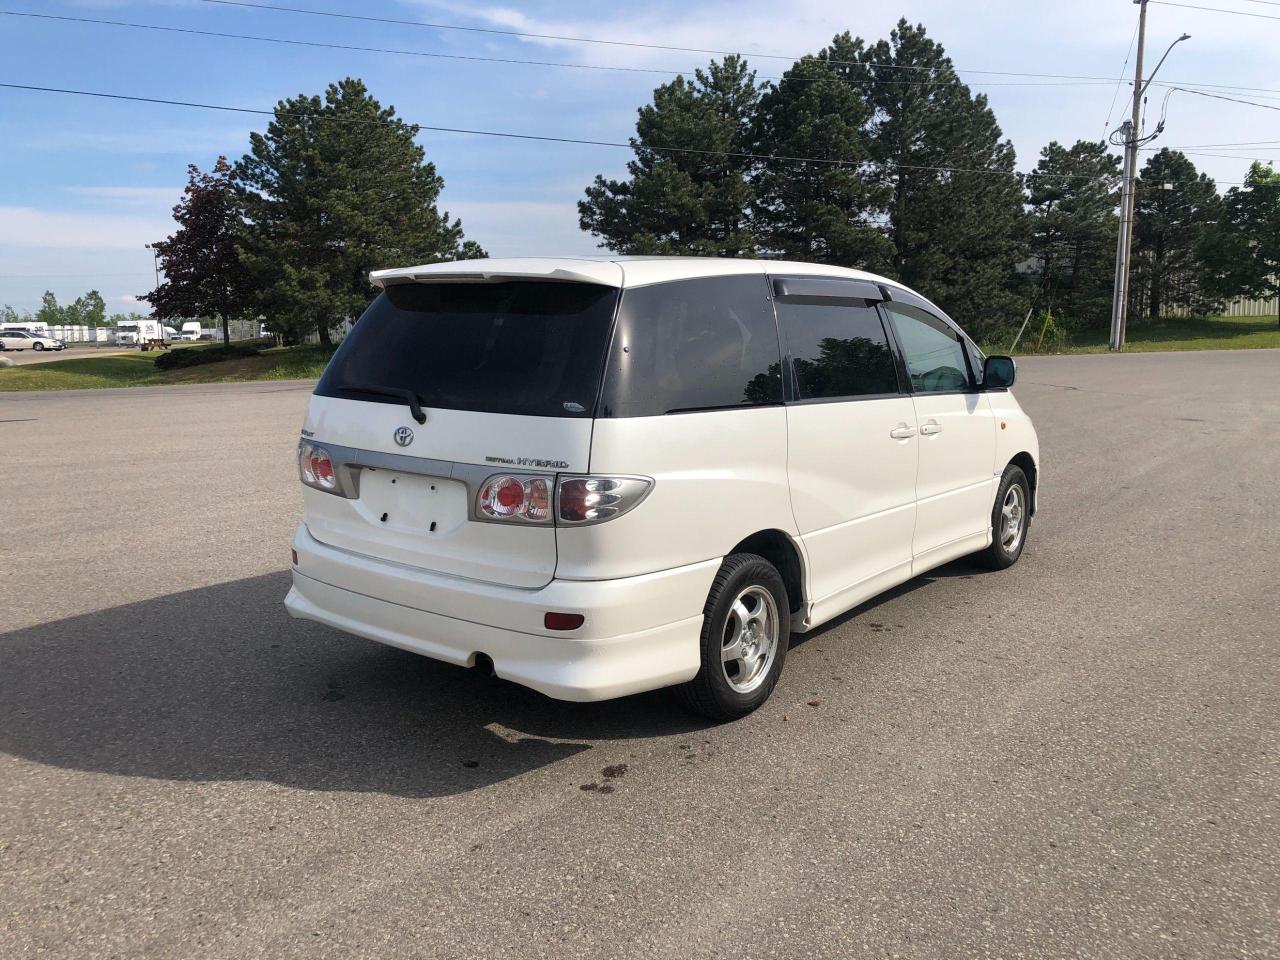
[154,342,261,370]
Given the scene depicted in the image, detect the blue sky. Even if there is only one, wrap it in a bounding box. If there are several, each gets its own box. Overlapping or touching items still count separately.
[1,0,1277,314]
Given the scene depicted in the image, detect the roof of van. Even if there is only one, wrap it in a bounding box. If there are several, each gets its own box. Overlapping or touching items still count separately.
[369,256,905,292]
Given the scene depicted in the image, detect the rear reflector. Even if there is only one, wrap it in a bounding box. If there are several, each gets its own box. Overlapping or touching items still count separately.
[291,549,299,567]
[544,612,585,631]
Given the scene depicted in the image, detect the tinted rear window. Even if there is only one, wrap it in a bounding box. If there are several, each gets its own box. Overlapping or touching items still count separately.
[597,275,783,417]
[316,281,619,418]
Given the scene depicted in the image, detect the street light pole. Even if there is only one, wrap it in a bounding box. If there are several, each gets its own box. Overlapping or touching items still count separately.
[1110,0,1149,352]
[1109,4,1191,351]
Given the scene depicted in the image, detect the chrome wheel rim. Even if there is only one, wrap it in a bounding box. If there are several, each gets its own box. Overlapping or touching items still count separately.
[720,585,780,694]
[1000,484,1026,553]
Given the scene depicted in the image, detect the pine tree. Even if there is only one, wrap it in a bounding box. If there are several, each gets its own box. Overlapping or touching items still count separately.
[145,157,250,345]
[1026,141,1120,331]
[1132,149,1220,321]
[235,78,483,344]
[579,56,760,256]
[830,22,1028,338]
[1201,161,1280,326]
[751,55,892,269]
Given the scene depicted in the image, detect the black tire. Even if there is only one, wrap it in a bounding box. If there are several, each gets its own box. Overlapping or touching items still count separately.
[975,464,1031,570]
[33,342,44,351]
[676,553,790,721]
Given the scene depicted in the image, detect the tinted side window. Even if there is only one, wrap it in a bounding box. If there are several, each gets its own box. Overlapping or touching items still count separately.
[882,303,973,393]
[775,300,900,400]
[598,275,783,417]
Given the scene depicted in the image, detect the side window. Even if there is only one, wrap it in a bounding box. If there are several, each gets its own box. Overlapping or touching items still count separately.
[775,299,900,400]
[882,303,973,393]
[598,275,783,417]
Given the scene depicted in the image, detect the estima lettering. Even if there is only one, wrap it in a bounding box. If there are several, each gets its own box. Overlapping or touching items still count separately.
[285,256,1040,719]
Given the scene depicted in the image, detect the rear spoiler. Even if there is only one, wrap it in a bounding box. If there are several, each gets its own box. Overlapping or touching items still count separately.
[370,259,623,289]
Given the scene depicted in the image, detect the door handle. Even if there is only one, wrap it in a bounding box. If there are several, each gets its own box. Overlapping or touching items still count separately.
[889,423,917,440]
[919,420,943,436]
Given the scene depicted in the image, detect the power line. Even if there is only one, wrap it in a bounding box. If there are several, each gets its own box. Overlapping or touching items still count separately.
[1177,138,1280,146]
[1170,86,1280,111]
[1149,0,1280,19]
[0,11,1126,90]
[187,0,1278,95]
[1,80,1267,186]
[1103,13,1142,135]
[10,8,1280,105]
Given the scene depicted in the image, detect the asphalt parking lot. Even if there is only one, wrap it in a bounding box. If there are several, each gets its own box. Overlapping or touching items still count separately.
[0,344,142,365]
[1,351,1277,959]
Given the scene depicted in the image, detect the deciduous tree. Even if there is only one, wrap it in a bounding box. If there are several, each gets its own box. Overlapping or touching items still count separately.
[144,157,250,345]
[35,291,63,327]
[65,289,107,327]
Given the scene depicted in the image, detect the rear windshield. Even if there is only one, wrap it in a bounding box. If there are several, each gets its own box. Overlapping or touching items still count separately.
[316,281,619,418]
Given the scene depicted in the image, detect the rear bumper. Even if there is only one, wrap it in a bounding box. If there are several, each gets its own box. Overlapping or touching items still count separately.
[284,524,715,702]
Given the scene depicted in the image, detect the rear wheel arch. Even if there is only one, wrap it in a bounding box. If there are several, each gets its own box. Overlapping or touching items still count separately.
[726,529,805,614]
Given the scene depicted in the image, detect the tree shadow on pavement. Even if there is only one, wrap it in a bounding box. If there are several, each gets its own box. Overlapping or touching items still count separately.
[0,572,708,799]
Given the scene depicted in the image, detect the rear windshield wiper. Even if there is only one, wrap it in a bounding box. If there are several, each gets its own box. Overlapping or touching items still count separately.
[337,382,427,424]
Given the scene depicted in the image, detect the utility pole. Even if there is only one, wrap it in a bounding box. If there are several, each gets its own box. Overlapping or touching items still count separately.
[1110,0,1148,352]
[1109,4,1191,351]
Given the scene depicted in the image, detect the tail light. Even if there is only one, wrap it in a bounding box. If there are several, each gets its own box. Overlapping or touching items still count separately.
[556,476,652,525]
[478,475,552,522]
[474,474,652,526]
[298,441,348,495]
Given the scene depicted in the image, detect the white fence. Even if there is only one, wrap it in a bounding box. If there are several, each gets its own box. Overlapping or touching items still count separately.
[47,325,112,343]
[1161,294,1278,319]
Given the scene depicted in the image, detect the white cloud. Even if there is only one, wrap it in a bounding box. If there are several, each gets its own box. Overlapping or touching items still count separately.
[63,186,183,209]
[0,206,172,250]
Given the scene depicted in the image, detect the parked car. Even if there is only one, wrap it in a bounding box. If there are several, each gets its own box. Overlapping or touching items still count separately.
[285,257,1039,719]
[0,330,64,351]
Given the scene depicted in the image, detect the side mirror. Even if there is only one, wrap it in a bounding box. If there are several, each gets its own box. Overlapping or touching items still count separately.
[983,355,1016,389]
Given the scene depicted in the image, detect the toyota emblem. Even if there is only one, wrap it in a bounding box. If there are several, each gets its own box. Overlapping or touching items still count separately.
[393,426,414,447]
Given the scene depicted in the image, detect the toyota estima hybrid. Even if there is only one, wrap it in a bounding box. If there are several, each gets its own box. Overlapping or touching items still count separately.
[286,257,1038,719]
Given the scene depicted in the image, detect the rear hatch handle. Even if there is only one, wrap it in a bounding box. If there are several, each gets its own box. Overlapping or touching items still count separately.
[338,383,427,424]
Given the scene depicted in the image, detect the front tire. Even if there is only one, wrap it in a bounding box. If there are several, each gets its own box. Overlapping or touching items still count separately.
[33,342,44,351]
[976,464,1031,569]
[676,553,790,721]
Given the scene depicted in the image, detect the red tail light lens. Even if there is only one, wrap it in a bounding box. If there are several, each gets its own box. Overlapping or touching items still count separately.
[478,475,552,523]
[474,474,651,525]
[310,449,336,487]
[297,440,343,494]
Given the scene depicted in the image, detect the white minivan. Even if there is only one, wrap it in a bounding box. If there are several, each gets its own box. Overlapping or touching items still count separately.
[285,257,1038,718]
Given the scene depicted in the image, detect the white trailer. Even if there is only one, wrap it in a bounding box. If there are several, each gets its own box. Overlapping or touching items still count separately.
[115,318,168,350]
[1,321,52,337]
